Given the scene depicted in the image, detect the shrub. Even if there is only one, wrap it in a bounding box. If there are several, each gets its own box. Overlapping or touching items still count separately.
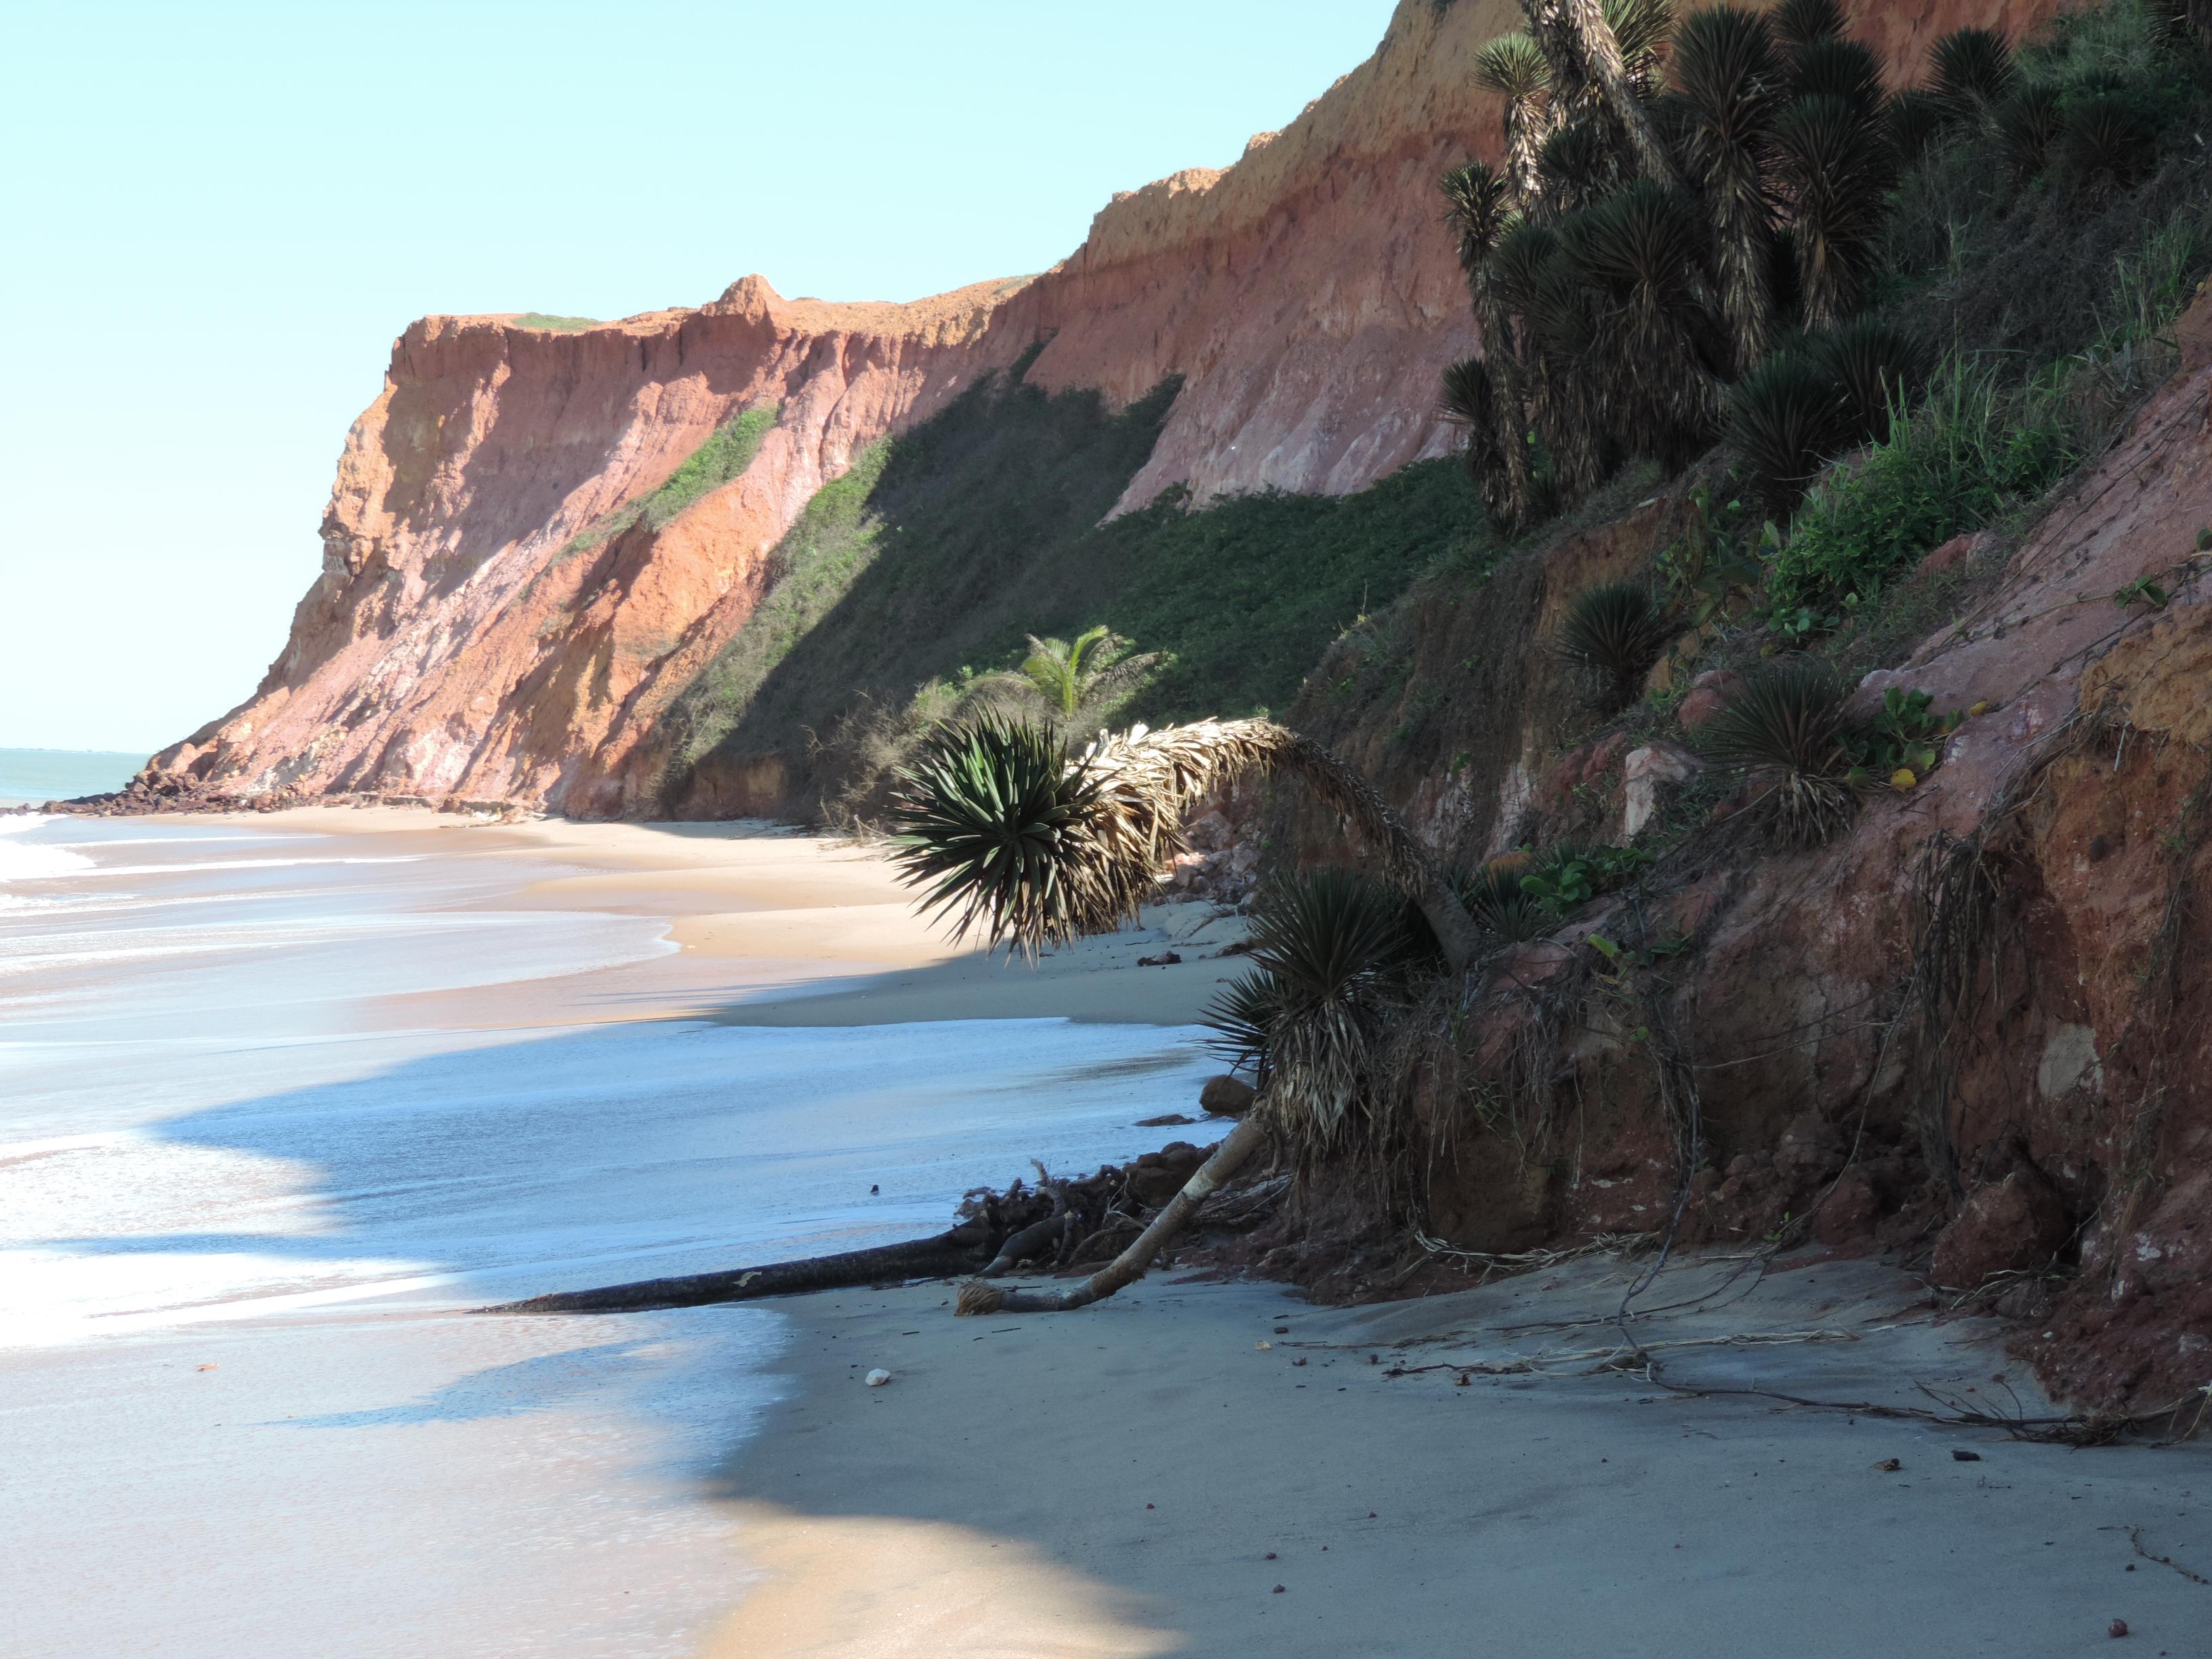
[1765,355,2081,613]
[1790,37,1887,114]
[2055,91,2158,192]
[1556,583,1668,706]
[1698,662,1860,845]
[1519,842,1652,912]
[1993,83,2064,179]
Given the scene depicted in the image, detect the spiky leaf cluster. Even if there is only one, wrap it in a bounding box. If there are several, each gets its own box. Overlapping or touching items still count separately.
[1697,662,1860,846]
[1555,581,1668,705]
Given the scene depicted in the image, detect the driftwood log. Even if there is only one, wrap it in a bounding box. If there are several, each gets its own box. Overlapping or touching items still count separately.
[491,1208,1009,1315]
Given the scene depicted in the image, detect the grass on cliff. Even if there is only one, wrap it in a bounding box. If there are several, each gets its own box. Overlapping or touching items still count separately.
[551,406,780,563]
[512,313,600,331]
[658,371,1488,808]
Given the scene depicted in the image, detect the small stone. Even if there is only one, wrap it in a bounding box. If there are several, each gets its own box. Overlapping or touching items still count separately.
[2110,1620,2129,1639]
[1951,1450,1982,1462]
[1200,1075,1258,1116]
[1264,1551,1276,1560]
[1272,1584,1286,1595]
[1256,1340,1272,1351]
[1872,1458,1902,1473]
[863,1368,892,1387]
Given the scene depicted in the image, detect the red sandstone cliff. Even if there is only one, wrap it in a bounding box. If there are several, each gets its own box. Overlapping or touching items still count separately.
[153,0,2060,815]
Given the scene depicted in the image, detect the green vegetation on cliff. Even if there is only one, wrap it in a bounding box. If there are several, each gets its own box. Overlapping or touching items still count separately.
[658,370,1488,810]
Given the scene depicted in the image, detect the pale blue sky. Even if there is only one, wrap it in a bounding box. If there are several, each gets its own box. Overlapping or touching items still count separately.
[1,0,1396,752]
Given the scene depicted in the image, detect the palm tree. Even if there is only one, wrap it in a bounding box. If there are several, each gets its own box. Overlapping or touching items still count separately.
[1552,0,1683,185]
[969,626,1166,731]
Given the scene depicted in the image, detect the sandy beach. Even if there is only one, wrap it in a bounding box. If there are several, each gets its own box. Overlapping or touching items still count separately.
[6,805,2207,1658]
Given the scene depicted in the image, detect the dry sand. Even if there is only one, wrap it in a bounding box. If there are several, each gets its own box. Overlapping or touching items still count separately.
[246,804,1252,1028]
[703,1253,2211,1658]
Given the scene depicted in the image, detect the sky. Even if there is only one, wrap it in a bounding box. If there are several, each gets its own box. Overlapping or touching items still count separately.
[0,0,1398,754]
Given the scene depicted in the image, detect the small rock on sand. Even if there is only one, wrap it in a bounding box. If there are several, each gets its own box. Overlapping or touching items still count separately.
[863,1368,892,1387]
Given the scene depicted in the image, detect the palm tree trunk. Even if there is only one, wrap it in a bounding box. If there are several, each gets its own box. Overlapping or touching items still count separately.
[956,1114,1273,1315]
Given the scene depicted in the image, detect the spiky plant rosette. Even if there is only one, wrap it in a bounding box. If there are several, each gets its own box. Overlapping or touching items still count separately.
[2056,90,2156,190]
[1451,862,1549,943]
[1200,969,1288,1082]
[1788,36,1886,115]
[1556,582,1668,706]
[1931,25,2020,118]
[1217,868,1425,1151]
[1538,119,1622,211]
[1698,661,1862,846]
[888,714,1123,955]
[1439,159,1515,274]
[1993,83,2064,179]
[1770,0,1843,49]
[1603,0,1676,95]
[1771,92,1898,327]
[1805,316,1929,439]
[1667,3,1786,370]
[1728,352,1849,512]
[1886,87,1958,164]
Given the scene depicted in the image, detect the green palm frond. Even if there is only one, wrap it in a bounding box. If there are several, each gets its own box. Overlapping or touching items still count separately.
[1771,93,1898,327]
[1439,159,1516,272]
[1475,32,1553,101]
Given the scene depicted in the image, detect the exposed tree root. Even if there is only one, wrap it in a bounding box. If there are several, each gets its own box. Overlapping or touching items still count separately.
[958,1115,1272,1315]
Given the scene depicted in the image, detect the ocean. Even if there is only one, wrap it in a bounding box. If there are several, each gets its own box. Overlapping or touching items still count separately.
[0,812,1215,1656]
[0,745,148,806]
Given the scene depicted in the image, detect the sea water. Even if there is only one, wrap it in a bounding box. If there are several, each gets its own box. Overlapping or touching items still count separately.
[0,745,147,806]
[0,814,1216,1656]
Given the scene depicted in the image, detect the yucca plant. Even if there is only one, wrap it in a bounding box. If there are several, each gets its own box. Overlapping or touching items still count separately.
[1771,92,1898,327]
[890,716,1486,970]
[1475,33,1557,201]
[1559,180,1725,459]
[2055,90,2157,191]
[1770,0,1843,48]
[1992,83,2064,178]
[1668,3,1787,371]
[1557,0,1685,184]
[1200,968,1287,1084]
[888,714,1121,954]
[1540,118,1624,211]
[1788,35,1887,113]
[1931,25,2019,119]
[1556,581,1669,705]
[1440,159,1517,274]
[1727,352,1849,513]
[1886,87,1958,164]
[1452,862,1551,942]
[1804,316,1929,439]
[1604,0,1676,98]
[1206,868,1429,1153]
[1698,661,1861,846]
[1441,162,1539,529]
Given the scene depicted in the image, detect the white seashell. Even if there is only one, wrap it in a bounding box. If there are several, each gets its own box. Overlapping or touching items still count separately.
[864,1368,893,1387]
